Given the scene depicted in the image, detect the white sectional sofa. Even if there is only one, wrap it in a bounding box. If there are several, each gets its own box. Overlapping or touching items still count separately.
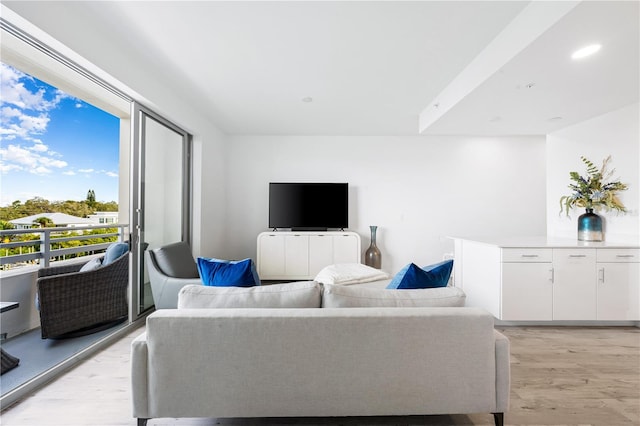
[131,281,510,426]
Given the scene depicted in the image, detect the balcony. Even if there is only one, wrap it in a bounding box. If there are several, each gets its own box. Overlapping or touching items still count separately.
[0,224,131,401]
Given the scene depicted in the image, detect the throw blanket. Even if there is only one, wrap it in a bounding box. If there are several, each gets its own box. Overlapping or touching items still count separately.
[314,263,390,285]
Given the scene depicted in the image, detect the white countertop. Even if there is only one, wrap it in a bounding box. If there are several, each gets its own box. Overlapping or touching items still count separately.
[449,236,640,249]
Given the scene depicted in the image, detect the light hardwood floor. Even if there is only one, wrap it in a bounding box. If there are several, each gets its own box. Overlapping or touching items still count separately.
[0,326,638,426]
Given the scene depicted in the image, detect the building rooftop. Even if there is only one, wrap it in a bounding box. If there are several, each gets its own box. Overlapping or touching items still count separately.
[9,212,95,227]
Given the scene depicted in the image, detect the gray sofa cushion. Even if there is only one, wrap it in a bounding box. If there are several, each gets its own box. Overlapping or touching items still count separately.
[322,283,466,308]
[177,281,322,309]
[152,242,199,278]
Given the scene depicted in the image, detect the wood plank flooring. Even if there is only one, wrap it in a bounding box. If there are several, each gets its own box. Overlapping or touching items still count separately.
[0,326,638,426]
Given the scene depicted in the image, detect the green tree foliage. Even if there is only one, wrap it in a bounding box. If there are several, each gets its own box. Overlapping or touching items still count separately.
[0,194,118,221]
[86,189,96,208]
[33,216,55,228]
[0,220,14,230]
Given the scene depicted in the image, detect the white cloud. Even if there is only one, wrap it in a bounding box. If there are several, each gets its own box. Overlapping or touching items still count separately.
[63,170,76,175]
[79,168,94,173]
[105,171,118,177]
[0,143,67,175]
[0,64,68,112]
[29,143,49,152]
[39,157,67,168]
[1,144,38,167]
[0,163,22,173]
[0,63,78,177]
[32,166,51,174]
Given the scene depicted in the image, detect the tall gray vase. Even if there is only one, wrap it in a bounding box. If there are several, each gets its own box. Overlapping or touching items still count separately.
[364,225,382,269]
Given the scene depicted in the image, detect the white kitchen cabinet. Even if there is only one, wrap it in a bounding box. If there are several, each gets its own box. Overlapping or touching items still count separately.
[552,249,597,320]
[596,249,640,320]
[453,237,639,322]
[502,261,553,321]
[257,231,361,280]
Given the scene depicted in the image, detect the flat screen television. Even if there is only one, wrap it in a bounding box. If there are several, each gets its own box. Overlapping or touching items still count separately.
[269,182,348,231]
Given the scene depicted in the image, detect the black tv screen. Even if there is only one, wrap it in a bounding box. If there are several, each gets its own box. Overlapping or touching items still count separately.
[269,183,348,231]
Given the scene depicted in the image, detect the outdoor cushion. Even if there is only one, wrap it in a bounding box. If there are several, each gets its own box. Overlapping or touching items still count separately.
[103,242,129,265]
[79,257,103,272]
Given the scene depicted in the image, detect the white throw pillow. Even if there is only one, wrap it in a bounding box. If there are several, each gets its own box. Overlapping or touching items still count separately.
[314,263,390,286]
[322,283,466,308]
[79,257,103,272]
[178,281,322,309]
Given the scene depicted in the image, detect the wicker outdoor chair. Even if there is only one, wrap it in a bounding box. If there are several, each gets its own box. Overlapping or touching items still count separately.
[36,252,129,339]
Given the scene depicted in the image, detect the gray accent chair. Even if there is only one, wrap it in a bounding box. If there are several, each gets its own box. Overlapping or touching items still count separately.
[145,241,202,309]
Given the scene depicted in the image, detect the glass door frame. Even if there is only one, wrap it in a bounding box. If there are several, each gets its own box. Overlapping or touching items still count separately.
[130,101,192,319]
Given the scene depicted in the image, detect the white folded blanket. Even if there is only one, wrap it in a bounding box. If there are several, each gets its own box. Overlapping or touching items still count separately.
[314,263,390,285]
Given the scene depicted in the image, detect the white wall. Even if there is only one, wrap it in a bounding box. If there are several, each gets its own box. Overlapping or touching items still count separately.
[226,135,547,274]
[547,103,639,241]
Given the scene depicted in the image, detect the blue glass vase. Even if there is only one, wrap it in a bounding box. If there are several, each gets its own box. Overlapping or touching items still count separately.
[577,208,603,242]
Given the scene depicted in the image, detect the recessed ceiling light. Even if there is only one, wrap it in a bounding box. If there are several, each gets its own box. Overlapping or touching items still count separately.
[571,44,601,60]
[302,97,313,103]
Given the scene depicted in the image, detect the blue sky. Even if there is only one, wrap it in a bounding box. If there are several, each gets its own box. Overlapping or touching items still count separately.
[0,62,119,206]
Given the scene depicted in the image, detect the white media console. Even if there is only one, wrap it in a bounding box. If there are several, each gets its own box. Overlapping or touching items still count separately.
[257,231,361,280]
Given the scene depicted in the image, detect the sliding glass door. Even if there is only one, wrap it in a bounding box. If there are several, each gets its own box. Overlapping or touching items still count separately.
[131,103,191,316]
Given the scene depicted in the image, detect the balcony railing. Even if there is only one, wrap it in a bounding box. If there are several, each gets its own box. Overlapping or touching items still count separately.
[0,224,129,269]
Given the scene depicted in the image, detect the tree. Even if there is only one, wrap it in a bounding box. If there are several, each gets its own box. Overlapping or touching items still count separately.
[86,189,96,208]
[0,220,14,230]
[32,216,55,228]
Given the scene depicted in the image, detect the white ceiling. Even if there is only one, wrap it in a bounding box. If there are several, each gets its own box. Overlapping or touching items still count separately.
[3,1,639,136]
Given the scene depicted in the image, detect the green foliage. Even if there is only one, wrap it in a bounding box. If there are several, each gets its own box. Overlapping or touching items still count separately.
[33,216,55,228]
[86,189,96,208]
[0,220,14,231]
[0,195,118,221]
[559,156,628,216]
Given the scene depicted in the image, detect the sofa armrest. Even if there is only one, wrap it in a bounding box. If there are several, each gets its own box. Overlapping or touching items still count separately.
[494,329,511,412]
[131,332,149,419]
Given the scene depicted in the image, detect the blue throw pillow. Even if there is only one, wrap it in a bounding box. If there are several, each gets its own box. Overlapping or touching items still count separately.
[386,259,453,289]
[197,257,261,287]
[103,242,129,265]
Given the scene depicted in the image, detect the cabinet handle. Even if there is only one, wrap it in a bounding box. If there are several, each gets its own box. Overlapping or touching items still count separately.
[521,254,538,258]
[569,254,587,258]
[599,267,605,284]
[549,268,554,283]
[616,254,635,258]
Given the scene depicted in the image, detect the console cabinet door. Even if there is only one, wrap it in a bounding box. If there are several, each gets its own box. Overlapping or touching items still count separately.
[309,235,333,277]
[552,249,597,320]
[258,234,285,277]
[333,234,360,264]
[285,235,309,277]
[502,263,553,320]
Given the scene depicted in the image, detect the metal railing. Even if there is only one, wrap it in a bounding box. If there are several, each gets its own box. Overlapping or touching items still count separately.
[0,224,129,269]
